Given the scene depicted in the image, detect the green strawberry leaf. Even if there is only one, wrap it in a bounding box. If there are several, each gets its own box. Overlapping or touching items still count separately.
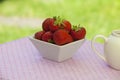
[72,24,82,31]
[48,39,55,44]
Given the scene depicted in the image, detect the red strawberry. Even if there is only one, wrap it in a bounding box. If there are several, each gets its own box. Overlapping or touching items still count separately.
[42,18,54,31]
[53,29,73,45]
[49,24,59,32]
[49,17,59,32]
[42,31,53,42]
[61,20,71,32]
[70,25,86,40]
[49,16,72,32]
[34,31,45,40]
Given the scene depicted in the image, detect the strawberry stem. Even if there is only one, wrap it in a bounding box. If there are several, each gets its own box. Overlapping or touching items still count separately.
[53,16,57,20]
[72,24,82,31]
[54,16,64,26]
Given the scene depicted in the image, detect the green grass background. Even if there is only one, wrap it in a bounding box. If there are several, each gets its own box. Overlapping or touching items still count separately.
[0,0,120,43]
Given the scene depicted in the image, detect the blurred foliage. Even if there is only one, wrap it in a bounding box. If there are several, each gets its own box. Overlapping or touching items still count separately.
[0,0,5,3]
[0,0,120,43]
[0,25,40,44]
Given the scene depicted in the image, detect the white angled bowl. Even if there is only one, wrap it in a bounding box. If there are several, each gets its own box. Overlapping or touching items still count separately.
[29,36,85,62]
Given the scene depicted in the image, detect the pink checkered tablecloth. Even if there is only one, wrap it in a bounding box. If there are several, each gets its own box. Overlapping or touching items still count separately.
[0,37,120,80]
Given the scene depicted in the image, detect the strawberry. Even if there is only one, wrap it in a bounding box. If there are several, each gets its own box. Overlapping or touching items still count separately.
[49,16,71,32]
[34,31,45,40]
[53,29,73,45]
[42,31,53,42]
[61,20,71,32]
[42,18,54,31]
[70,25,86,40]
[49,17,59,32]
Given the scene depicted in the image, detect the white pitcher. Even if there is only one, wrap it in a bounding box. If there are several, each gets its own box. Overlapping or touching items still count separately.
[91,30,120,70]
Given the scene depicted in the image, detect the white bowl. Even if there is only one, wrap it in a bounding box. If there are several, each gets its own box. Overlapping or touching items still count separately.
[29,36,85,62]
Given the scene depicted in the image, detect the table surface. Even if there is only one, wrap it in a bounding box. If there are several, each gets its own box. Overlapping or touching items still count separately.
[0,37,120,80]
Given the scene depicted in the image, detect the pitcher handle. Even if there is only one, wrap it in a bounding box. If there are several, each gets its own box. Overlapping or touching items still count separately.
[91,35,107,62]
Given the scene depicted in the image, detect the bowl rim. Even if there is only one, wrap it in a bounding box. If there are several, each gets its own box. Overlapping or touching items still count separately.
[28,35,86,48]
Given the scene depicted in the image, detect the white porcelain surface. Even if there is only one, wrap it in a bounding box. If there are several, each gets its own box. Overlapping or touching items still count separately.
[29,36,85,62]
[91,30,120,70]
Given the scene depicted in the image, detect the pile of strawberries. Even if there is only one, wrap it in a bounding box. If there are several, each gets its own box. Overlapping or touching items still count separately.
[34,16,86,45]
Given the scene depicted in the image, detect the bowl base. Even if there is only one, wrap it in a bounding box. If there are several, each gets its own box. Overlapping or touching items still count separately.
[43,57,72,62]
